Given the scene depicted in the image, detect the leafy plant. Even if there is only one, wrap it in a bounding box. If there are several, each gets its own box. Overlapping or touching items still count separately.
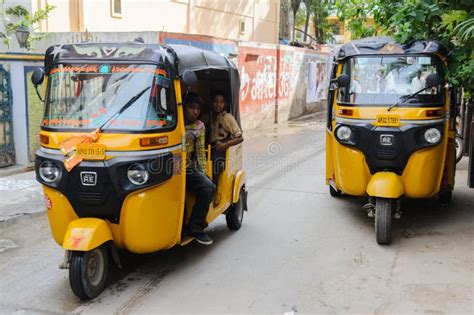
[335,0,474,98]
[0,1,55,50]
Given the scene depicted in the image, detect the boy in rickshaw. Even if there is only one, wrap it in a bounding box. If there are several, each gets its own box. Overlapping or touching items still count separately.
[211,92,244,204]
[184,92,215,245]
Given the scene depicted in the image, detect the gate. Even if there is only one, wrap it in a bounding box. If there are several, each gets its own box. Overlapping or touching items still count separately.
[0,65,14,167]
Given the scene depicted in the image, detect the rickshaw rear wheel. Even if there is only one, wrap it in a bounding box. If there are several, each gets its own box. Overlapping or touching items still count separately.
[375,198,393,245]
[438,190,452,204]
[329,185,341,197]
[69,245,108,300]
[226,190,244,230]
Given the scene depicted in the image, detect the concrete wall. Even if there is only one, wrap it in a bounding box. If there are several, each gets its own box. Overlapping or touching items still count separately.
[237,42,329,130]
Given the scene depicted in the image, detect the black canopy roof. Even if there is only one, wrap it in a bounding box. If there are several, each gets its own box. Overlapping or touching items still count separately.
[43,42,237,76]
[336,36,450,61]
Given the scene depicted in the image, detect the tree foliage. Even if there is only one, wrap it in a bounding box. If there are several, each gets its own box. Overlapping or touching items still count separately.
[335,0,474,97]
[0,1,55,50]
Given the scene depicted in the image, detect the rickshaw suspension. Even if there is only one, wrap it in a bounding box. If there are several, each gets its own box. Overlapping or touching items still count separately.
[363,197,402,219]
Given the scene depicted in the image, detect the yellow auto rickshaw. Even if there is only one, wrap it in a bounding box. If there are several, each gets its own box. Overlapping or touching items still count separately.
[326,37,456,245]
[31,42,248,299]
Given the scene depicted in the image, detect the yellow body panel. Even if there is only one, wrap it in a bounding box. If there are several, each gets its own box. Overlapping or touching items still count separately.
[336,106,445,121]
[333,140,371,196]
[39,130,182,155]
[325,129,334,185]
[232,170,246,203]
[366,172,404,198]
[120,174,184,253]
[62,218,113,251]
[43,186,79,246]
[401,144,445,198]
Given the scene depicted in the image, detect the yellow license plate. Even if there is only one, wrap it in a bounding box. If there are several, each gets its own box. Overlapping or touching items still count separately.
[376,115,400,127]
[76,143,106,160]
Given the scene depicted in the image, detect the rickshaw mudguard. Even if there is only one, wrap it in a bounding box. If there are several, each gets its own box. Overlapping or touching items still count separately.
[232,170,246,204]
[62,218,113,251]
[366,172,404,199]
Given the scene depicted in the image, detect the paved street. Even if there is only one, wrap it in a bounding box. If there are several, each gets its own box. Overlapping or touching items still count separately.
[1,114,473,314]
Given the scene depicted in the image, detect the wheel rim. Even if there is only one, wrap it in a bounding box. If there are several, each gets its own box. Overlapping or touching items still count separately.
[236,198,244,223]
[455,138,462,159]
[86,248,105,287]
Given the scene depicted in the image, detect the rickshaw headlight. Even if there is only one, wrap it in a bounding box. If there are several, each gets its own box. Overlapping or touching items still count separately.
[39,161,61,183]
[127,163,149,185]
[336,126,352,141]
[424,128,441,144]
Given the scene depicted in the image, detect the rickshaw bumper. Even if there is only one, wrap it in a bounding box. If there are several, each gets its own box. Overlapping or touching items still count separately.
[366,172,404,199]
[62,218,113,251]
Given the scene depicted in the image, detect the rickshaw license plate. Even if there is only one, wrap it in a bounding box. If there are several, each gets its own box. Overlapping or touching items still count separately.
[376,115,400,127]
[76,143,106,160]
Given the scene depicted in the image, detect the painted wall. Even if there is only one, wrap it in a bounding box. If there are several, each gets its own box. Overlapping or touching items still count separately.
[22,0,280,44]
[0,58,44,167]
[238,42,329,130]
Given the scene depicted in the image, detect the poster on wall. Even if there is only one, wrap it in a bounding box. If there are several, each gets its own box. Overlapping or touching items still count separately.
[306,61,328,103]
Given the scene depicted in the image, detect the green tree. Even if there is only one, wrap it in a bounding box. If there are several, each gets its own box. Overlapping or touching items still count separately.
[335,0,474,97]
[0,1,54,50]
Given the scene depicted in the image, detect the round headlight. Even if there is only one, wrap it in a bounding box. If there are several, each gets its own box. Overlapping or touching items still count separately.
[127,163,149,185]
[336,126,352,141]
[39,161,61,183]
[424,128,441,144]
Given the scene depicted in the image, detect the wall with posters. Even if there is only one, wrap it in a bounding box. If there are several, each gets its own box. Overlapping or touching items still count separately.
[237,42,329,129]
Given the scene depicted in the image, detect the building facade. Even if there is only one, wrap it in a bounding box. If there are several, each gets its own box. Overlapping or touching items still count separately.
[27,0,280,44]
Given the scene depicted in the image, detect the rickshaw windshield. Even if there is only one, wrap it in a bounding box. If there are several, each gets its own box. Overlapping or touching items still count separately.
[337,55,444,106]
[43,63,176,131]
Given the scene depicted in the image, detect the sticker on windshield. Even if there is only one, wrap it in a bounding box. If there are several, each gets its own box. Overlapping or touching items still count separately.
[99,64,111,74]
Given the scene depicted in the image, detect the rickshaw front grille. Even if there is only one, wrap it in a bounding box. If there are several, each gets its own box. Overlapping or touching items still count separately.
[78,192,104,202]
[375,148,399,160]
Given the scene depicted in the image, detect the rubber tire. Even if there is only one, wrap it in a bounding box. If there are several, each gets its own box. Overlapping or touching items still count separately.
[455,136,464,164]
[329,185,341,197]
[375,198,393,245]
[69,245,108,300]
[439,190,452,204]
[226,191,244,230]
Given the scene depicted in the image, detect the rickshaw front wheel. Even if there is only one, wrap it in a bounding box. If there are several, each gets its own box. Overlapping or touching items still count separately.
[69,245,108,300]
[329,185,341,197]
[375,198,393,245]
[226,190,244,230]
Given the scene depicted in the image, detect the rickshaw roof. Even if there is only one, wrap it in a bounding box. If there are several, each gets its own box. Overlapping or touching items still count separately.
[336,36,449,61]
[43,42,237,76]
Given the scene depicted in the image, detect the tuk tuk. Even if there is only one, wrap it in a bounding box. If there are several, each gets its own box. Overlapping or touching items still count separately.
[326,37,456,245]
[31,42,248,299]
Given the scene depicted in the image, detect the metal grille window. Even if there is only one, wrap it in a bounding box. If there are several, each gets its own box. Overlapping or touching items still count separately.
[0,65,14,167]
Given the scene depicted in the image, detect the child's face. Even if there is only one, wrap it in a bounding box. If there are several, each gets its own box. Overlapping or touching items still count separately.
[213,95,225,113]
[184,102,201,123]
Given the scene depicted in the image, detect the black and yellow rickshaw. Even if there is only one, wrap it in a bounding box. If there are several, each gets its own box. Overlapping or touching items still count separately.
[31,43,248,299]
[326,37,456,245]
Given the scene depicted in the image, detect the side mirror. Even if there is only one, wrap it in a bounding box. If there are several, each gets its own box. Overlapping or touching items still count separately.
[182,70,197,87]
[336,74,350,88]
[426,73,442,88]
[31,68,45,86]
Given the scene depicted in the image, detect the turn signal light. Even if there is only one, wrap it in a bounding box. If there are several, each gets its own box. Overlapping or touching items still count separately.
[140,136,169,147]
[425,110,443,117]
[39,134,49,145]
[338,109,354,116]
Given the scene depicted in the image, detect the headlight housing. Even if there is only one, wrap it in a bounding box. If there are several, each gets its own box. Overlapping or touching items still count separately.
[127,163,149,185]
[39,161,61,183]
[424,128,441,144]
[336,125,352,141]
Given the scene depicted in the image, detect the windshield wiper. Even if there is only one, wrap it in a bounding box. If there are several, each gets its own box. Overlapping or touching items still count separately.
[98,87,150,131]
[387,86,432,111]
